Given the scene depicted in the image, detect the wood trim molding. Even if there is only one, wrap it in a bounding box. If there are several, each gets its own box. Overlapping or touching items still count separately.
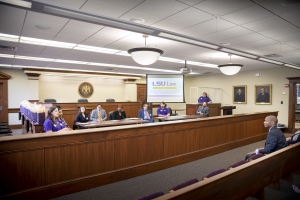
[25,73,40,77]
[9,124,22,129]
[0,71,11,80]
[286,77,300,132]
[8,108,19,113]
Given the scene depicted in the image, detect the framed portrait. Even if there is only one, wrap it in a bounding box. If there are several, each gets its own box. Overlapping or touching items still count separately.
[255,84,272,105]
[233,85,247,104]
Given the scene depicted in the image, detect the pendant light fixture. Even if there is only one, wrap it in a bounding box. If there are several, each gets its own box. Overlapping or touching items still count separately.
[218,54,243,75]
[127,35,164,65]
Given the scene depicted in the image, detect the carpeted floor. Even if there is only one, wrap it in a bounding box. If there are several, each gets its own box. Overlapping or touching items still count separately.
[53,134,300,200]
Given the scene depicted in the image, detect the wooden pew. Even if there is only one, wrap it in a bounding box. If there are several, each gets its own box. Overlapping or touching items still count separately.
[0,111,276,199]
[154,142,300,200]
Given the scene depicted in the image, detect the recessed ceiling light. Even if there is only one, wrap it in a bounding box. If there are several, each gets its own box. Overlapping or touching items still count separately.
[129,18,145,24]
[35,25,51,30]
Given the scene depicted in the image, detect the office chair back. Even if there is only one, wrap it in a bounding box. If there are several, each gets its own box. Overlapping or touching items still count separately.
[78,98,88,103]
[44,99,56,103]
[106,98,115,102]
[108,111,114,120]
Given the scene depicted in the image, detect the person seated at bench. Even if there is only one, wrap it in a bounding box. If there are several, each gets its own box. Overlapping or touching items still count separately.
[245,115,287,160]
[196,102,210,117]
[43,106,71,133]
[138,103,154,123]
[90,104,107,121]
[286,129,300,145]
[56,105,69,129]
[112,104,126,120]
[75,106,89,129]
[157,102,170,117]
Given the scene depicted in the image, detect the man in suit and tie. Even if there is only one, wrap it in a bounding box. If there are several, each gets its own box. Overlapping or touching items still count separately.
[138,104,154,123]
[245,115,287,160]
[256,87,270,102]
[196,102,210,117]
[90,104,107,121]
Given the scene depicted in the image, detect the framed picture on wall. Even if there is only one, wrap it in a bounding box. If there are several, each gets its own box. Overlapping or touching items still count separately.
[233,85,247,104]
[255,84,272,105]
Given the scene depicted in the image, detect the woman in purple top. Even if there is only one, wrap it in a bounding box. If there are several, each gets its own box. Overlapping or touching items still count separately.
[57,105,68,129]
[198,92,212,104]
[43,106,70,133]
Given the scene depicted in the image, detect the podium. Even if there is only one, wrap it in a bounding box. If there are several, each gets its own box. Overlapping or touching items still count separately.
[220,106,236,115]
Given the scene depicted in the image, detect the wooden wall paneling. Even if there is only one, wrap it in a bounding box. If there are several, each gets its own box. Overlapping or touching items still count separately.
[0,149,45,196]
[114,133,164,169]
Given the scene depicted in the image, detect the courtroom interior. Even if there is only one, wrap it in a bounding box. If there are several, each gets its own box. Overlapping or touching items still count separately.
[1,0,300,199]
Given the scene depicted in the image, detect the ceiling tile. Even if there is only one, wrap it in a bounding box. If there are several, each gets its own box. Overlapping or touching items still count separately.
[176,0,205,6]
[272,32,300,42]
[58,26,98,38]
[16,43,46,54]
[222,5,273,25]
[23,18,66,34]
[259,24,299,38]
[26,11,69,25]
[119,11,161,26]
[42,0,87,9]
[163,7,213,28]
[194,0,253,16]
[280,8,300,27]
[21,29,57,40]
[66,20,104,31]
[94,0,145,10]
[53,34,86,44]
[0,24,22,35]
[152,20,189,32]
[80,38,113,47]
[214,26,253,40]
[0,4,27,17]
[260,0,300,14]
[242,16,290,32]
[133,0,189,18]
[224,33,269,45]
[89,27,133,42]
[80,0,129,18]
[189,18,236,33]
[39,47,70,56]
[0,13,25,29]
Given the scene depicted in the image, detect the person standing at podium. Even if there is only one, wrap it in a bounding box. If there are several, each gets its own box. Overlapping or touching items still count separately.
[196,102,210,117]
[198,92,212,104]
[90,104,107,121]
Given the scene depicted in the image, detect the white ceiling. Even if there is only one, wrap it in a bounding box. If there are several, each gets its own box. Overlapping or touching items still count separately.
[0,0,300,76]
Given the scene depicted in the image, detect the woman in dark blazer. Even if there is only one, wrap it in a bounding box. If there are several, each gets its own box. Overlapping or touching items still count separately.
[75,106,89,129]
[112,104,126,120]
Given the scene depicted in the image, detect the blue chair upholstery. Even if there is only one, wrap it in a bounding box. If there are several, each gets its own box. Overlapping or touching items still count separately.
[170,178,199,191]
[136,191,164,200]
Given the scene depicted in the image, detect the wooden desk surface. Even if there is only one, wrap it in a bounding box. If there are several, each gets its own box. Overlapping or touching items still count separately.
[77,119,146,128]
[155,115,203,121]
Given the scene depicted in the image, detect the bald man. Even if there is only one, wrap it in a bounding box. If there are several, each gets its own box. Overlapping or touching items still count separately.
[246,115,287,160]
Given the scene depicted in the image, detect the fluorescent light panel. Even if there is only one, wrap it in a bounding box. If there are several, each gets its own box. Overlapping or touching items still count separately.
[284,64,299,69]
[221,48,258,59]
[15,55,55,61]
[0,0,32,8]
[258,58,283,65]
[20,36,76,48]
[0,53,14,58]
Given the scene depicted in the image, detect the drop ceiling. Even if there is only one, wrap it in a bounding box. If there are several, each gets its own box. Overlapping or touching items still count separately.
[0,0,300,77]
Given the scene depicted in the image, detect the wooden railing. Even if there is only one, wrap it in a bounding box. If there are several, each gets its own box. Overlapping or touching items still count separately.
[155,142,300,200]
[0,111,277,199]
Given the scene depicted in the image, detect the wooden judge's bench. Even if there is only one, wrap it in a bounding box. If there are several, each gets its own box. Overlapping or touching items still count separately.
[186,103,236,116]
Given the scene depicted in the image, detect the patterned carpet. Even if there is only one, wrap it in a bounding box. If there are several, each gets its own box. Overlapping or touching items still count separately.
[53,134,300,200]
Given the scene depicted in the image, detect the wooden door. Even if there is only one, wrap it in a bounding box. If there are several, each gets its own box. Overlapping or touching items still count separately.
[137,84,146,103]
[0,71,10,122]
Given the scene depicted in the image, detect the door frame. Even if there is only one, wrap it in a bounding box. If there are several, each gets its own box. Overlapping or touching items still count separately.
[0,71,11,123]
[287,77,300,133]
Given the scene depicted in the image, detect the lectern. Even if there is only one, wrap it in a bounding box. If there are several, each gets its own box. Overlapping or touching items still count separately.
[220,106,236,115]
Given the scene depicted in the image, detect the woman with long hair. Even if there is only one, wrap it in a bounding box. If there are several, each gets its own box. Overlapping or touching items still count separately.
[75,106,89,129]
[43,106,70,133]
[56,105,68,129]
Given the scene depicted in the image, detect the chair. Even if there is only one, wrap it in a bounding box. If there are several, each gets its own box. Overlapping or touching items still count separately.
[44,99,56,103]
[168,107,178,116]
[203,168,226,179]
[170,178,199,192]
[108,111,114,120]
[73,119,78,130]
[78,98,88,103]
[228,160,248,170]
[106,98,115,102]
[247,153,264,161]
[136,191,164,200]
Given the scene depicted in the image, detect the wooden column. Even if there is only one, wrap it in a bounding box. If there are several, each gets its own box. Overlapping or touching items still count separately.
[286,77,300,133]
[0,71,11,122]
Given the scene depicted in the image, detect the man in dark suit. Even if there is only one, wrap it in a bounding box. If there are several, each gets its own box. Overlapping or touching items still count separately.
[245,115,287,160]
[112,104,126,120]
[196,102,210,117]
[234,89,245,102]
[256,87,270,102]
[138,103,154,123]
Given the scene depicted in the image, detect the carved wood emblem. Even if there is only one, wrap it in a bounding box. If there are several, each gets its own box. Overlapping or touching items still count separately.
[78,82,94,98]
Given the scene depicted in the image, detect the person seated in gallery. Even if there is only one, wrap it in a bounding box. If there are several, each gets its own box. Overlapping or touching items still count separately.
[90,104,107,121]
[56,105,69,128]
[43,106,71,133]
[245,115,287,160]
[75,106,89,129]
[196,102,210,117]
[138,103,154,123]
[198,92,212,104]
[112,104,127,120]
[157,102,170,117]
